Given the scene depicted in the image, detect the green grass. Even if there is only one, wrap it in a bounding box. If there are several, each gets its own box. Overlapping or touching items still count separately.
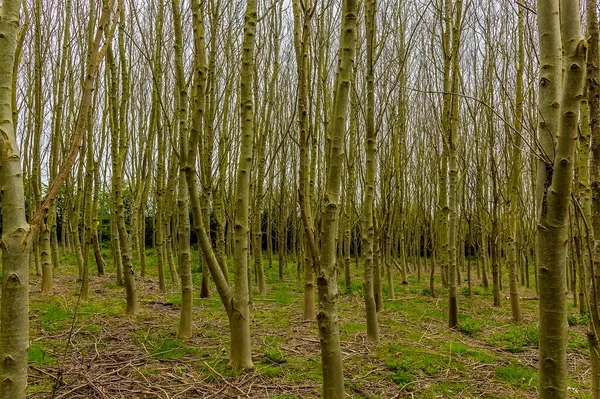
[379,344,448,391]
[26,250,593,398]
[496,363,537,388]
[568,331,589,352]
[490,324,539,352]
[568,312,590,326]
[271,291,294,305]
[456,314,484,336]
[140,336,197,360]
[341,322,366,334]
[288,357,321,382]
[200,359,236,382]
[263,335,286,364]
[28,343,56,366]
[442,341,496,363]
[256,363,285,377]
[36,302,72,332]
[433,381,469,395]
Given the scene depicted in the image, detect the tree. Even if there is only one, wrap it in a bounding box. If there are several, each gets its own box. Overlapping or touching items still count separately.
[170,0,193,338]
[446,0,463,329]
[314,0,358,396]
[586,0,600,393]
[0,0,31,395]
[0,0,122,395]
[506,1,524,323]
[362,0,379,343]
[535,0,586,396]
[293,0,317,320]
[186,0,255,371]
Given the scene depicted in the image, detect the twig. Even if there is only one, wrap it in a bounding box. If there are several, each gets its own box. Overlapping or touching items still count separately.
[202,361,247,397]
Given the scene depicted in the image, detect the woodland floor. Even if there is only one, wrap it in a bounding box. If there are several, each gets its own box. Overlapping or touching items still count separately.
[26,249,591,399]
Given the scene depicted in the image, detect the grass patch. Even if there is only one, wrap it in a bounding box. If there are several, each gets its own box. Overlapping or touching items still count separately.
[568,312,590,326]
[264,346,286,364]
[568,332,589,352]
[442,341,496,363]
[262,335,286,364]
[346,281,364,296]
[490,324,538,352]
[272,292,294,305]
[456,319,482,336]
[341,322,365,334]
[256,363,284,378]
[28,343,56,366]
[200,359,235,382]
[37,303,72,332]
[288,357,321,382]
[456,313,484,336]
[147,337,197,360]
[433,381,469,395]
[379,344,447,390]
[496,363,537,388]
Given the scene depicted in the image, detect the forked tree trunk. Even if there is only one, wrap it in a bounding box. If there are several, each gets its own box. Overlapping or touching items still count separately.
[0,0,121,395]
[171,0,196,339]
[292,0,316,320]
[182,0,254,371]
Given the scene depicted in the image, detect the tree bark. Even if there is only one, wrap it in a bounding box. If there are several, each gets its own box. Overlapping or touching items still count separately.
[536,0,586,396]
[361,0,379,343]
[316,0,358,396]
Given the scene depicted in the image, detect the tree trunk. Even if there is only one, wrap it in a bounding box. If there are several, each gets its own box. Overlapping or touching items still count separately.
[506,2,524,323]
[360,0,379,342]
[586,0,600,394]
[315,1,358,396]
[536,0,586,396]
[0,1,30,396]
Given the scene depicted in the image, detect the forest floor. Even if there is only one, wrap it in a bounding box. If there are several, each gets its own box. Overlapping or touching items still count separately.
[26,249,591,399]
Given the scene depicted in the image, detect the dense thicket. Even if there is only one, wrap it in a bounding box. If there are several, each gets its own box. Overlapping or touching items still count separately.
[0,0,598,397]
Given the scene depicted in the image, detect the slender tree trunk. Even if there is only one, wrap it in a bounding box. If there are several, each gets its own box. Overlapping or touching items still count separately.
[361,0,379,342]
[108,36,137,314]
[111,210,124,285]
[447,0,462,329]
[373,220,383,311]
[506,2,524,323]
[293,0,317,321]
[586,0,600,394]
[227,0,257,369]
[152,0,166,292]
[0,1,30,396]
[315,1,358,396]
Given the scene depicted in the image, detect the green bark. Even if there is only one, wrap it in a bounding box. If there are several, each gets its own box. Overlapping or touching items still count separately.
[447,0,462,329]
[586,0,600,394]
[316,0,358,396]
[362,0,379,343]
[0,0,29,396]
[229,0,257,369]
[293,0,316,320]
[536,0,586,396]
[171,0,194,339]
[506,3,524,323]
